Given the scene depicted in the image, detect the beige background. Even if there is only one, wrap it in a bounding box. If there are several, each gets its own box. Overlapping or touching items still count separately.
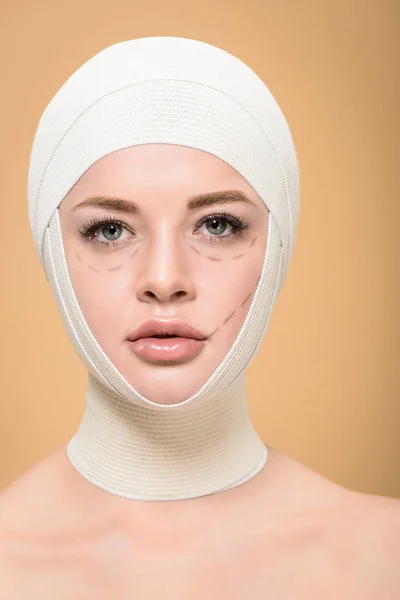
[0,0,398,497]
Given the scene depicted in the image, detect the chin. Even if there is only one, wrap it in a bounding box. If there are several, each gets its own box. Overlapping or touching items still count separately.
[121,371,207,405]
[112,345,217,403]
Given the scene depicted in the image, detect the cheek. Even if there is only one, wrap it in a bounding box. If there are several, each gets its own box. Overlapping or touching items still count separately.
[65,234,266,347]
[67,254,127,339]
[198,253,263,338]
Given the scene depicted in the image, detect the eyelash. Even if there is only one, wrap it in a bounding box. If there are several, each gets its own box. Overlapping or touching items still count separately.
[78,212,249,248]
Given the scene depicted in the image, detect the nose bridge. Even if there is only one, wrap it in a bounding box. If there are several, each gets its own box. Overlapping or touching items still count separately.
[149,217,181,276]
[137,215,193,300]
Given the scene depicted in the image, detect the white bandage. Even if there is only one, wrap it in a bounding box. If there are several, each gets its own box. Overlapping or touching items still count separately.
[28,37,300,500]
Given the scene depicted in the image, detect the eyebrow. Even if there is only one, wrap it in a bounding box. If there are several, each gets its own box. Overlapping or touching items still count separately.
[72,189,254,213]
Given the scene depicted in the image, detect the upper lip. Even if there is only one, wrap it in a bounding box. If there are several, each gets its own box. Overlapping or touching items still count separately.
[127,319,207,342]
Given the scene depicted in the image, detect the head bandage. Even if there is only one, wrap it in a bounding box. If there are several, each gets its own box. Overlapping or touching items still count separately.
[28,37,300,501]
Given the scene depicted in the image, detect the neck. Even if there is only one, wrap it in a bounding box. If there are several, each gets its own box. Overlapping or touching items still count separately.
[66,371,268,501]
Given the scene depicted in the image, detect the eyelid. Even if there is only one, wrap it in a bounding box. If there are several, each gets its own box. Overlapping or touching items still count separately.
[195,211,247,229]
[79,211,249,247]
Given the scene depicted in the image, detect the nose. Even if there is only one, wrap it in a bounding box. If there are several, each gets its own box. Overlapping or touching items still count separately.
[135,222,196,304]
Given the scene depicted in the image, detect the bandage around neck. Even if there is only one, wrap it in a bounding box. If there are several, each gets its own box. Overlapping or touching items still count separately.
[28,36,300,501]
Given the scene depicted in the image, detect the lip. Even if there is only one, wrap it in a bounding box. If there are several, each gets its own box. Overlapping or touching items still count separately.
[127,337,205,363]
[127,319,207,364]
[127,319,206,343]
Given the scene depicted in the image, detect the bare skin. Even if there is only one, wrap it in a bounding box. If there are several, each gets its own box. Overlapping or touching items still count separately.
[3,146,398,595]
[0,446,399,599]
[57,144,269,406]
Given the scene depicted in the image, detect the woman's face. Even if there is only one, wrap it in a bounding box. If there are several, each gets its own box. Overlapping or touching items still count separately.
[58,145,268,404]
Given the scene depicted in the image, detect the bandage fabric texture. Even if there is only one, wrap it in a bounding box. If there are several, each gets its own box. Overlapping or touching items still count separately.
[28,37,300,500]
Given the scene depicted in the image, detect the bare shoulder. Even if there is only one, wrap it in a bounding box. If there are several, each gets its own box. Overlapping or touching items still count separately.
[300,482,400,598]
[262,448,400,595]
[0,445,107,597]
[0,444,113,543]
[328,490,400,596]
[0,451,67,597]
[0,445,76,537]
[340,490,400,562]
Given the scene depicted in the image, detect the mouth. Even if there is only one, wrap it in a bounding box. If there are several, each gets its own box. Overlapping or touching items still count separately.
[127,336,206,363]
[150,335,179,338]
[127,319,207,363]
[127,319,206,343]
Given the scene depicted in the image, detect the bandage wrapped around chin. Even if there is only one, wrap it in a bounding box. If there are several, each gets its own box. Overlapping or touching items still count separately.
[27,37,300,501]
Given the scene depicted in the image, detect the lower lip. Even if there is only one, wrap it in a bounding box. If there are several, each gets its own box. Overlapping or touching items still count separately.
[128,337,206,362]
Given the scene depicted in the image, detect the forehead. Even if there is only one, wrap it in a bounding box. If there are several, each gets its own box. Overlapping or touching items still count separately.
[61,144,265,211]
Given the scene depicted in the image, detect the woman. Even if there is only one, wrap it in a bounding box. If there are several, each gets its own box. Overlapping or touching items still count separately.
[0,36,399,597]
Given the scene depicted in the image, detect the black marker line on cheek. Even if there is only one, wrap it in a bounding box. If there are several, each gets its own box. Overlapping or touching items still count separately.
[240,291,252,307]
[188,236,257,261]
[208,325,220,338]
[185,235,261,338]
[207,273,262,339]
[77,235,258,272]
[206,255,222,261]
[105,246,140,271]
[73,236,263,341]
[108,264,123,272]
[73,245,140,274]
[223,310,236,325]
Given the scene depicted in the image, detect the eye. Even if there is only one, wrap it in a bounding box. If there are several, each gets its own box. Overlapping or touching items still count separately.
[97,222,124,242]
[79,216,133,247]
[195,213,248,242]
[79,211,249,248]
[203,217,230,236]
